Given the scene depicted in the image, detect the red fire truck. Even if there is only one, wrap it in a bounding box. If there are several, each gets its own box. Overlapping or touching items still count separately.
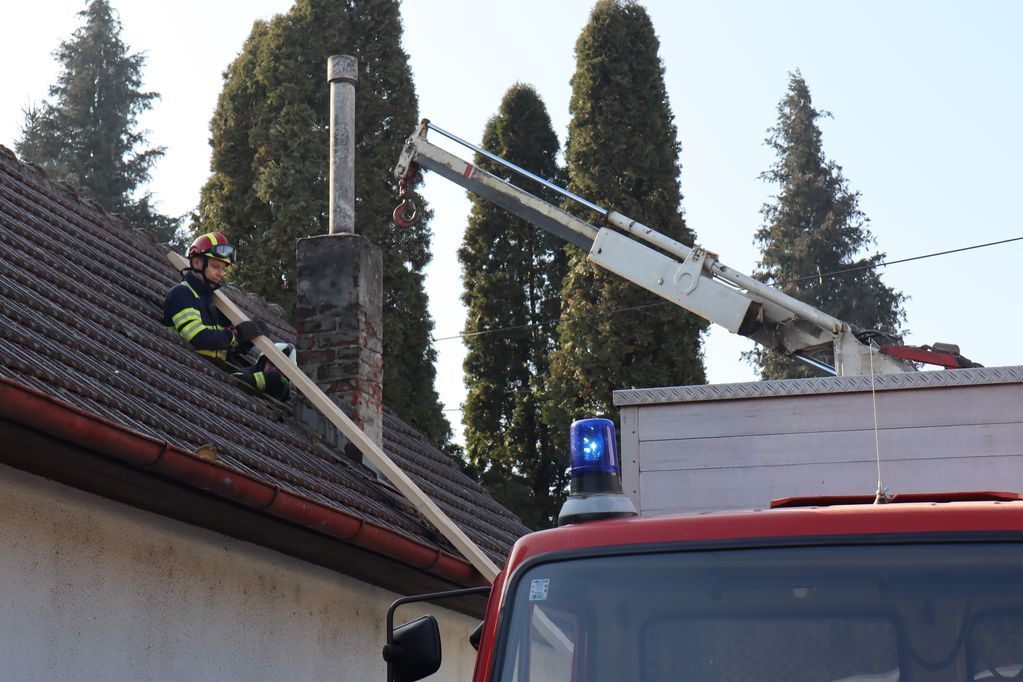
[385,418,1023,681]
[382,124,1019,681]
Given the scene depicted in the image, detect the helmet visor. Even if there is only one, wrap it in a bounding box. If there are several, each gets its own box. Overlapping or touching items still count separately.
[207,244,236,263]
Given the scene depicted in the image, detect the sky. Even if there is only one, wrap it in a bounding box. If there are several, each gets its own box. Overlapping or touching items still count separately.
[3,1,1023,445]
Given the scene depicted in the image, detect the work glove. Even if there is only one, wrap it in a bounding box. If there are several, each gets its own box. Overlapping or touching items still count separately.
[264,372,292,402]
[233,319,268,344]
[253,353,269,372]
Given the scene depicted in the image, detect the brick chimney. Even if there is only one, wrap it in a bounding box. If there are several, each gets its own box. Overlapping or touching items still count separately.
[296,234,383,451]
[294,55,384,459]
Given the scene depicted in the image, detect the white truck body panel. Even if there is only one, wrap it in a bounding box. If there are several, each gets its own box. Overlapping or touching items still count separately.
[614,366,1023,515]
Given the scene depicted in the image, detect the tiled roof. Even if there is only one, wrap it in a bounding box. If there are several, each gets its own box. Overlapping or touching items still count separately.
[0,145,529,572]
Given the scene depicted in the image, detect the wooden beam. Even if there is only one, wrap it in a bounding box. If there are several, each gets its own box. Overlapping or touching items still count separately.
[167,251,500,582]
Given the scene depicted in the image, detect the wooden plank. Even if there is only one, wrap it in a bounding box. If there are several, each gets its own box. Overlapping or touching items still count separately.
[636,383,1023,441]
[638,421,1023,472]
[166,251,499,582]
[639,453,1023,515]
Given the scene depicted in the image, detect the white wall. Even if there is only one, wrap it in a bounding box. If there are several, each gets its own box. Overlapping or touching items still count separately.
[0,463,480,681]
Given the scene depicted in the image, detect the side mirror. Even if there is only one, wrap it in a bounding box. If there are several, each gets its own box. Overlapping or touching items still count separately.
[468,621,484,651]
[383,615,441,682]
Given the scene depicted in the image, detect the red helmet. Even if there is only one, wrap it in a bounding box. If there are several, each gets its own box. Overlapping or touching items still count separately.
[187,232,235,265]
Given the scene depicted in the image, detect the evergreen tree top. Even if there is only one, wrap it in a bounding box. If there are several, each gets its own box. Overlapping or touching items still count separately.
[16,0,176,242]
[568,0,682,224]
[751,70,905,379]
[758,70,876,277]
[478,84,561,188]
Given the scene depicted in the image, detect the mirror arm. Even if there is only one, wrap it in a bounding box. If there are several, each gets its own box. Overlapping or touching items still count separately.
[385,585,492,682]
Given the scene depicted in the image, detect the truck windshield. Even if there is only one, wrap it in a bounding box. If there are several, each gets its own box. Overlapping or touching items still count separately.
[495,542,1023,681]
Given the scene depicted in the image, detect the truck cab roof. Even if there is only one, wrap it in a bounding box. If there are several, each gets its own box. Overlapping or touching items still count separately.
[508,493,1023,568]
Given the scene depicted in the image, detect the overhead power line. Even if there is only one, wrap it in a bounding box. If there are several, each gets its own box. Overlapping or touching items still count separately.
[432,234,1023,344]
[780,235,1023,286]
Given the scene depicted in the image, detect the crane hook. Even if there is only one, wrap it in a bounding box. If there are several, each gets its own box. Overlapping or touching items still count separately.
[392,173,418,227]
[392,198,417,227]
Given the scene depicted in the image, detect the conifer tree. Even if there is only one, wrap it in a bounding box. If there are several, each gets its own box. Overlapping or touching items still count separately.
[545,0,706,444]
[751,71,905,379]
[459,84,567,529]
[16,0,179,243]
[199,0,450,445]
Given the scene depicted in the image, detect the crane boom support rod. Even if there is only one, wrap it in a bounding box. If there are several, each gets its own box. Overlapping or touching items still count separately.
[396,120,914,376]
[426,121,607,216]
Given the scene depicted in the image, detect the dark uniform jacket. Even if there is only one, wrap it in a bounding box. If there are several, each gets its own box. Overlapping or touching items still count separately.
[162,271,236,360]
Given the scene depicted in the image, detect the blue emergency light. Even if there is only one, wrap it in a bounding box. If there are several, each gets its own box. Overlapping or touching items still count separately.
[558,418,638,526]
[569,418,620,474]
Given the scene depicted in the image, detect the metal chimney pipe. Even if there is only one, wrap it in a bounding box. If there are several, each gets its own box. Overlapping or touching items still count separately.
[328,55,358,234]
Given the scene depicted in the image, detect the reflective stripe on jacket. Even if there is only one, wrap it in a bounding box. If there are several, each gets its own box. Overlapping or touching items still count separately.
[162,273,235,360]
[232,368,292,402]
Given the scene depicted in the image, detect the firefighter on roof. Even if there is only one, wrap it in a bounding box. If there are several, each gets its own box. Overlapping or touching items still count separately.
[163,232,291,402]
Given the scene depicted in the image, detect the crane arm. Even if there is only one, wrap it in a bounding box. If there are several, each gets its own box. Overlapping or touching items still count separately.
[395,120,914,376]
